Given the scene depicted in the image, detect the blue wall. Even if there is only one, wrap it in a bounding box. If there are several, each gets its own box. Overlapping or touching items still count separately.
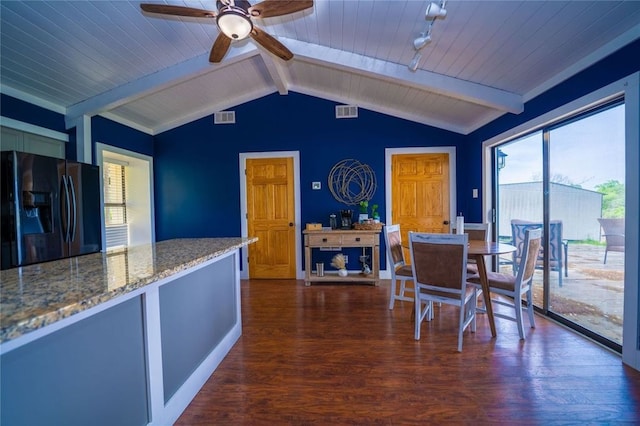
[153,92,465,240]
[3,40,638,263]
[91,116,154,161]
[0,95,153,163]
[1,94,66,134]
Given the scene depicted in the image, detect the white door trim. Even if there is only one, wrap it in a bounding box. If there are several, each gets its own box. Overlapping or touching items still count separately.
[239,151,302,280]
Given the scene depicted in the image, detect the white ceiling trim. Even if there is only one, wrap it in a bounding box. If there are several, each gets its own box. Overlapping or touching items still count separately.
[98,111,154,135]
[284,38,524,114]
[1,85,66,115]
[291,84,467,135]
[150,86,275,135]
[64,44,260,129]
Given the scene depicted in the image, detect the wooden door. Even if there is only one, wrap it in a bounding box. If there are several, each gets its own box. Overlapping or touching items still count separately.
[391,153,450,245]
[246,157,296,278]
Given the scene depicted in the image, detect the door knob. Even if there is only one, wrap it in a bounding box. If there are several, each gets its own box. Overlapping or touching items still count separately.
[289,222,294,227]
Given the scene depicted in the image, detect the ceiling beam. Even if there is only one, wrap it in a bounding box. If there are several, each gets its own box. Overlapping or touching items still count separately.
[256,51,290,95]
[64,45,259,129]
[283,38,524,115]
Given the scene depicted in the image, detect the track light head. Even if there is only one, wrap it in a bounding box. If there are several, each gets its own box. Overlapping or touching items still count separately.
[413,24,433,50]
[425,2,447,19]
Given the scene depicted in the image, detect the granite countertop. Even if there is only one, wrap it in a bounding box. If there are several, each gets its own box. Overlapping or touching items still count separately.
[0,237,257,344]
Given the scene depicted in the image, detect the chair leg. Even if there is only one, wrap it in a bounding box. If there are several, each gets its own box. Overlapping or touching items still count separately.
[526,290,536,329]
[604,249,608,264]
[414,295,430,340]
[515,296,525,340]
[389,279,397,310]
[399,281,407,298]
[457,301,466,352]
[558,268,562,288]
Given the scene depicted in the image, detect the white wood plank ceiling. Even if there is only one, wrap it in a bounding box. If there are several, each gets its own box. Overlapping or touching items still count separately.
[1,1,639,135]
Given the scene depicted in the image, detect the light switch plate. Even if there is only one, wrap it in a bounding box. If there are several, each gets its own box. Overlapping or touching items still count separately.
[472,188,478,198]
[312,182,321,190]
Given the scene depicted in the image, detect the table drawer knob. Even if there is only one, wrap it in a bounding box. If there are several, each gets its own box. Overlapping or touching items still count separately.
[322,238,327,242]
[355,237,361,241]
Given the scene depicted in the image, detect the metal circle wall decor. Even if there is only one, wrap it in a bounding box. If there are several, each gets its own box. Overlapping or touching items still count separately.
[328,159,377,205]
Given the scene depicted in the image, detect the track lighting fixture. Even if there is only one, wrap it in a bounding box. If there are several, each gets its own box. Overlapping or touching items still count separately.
[407,1,447,72]
[408,52,422,72]
[425,1,447,19]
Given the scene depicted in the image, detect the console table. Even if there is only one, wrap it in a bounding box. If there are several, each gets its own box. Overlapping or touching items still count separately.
[303,229,380,286]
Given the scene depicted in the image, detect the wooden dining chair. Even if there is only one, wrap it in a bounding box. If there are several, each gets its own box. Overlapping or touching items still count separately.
[452,222,490,275]
[409,232,477,352]
[384,224,414,309]
[468,228,542,340]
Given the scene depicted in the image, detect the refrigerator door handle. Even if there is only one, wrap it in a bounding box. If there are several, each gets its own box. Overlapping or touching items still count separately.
[68,175,77,242]
[61,175,71,242]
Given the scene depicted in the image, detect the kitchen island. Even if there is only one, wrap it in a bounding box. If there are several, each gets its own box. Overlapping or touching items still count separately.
[0,237,257,426]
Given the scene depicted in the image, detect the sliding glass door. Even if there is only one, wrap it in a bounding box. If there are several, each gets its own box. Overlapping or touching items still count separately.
[495,100,625,350]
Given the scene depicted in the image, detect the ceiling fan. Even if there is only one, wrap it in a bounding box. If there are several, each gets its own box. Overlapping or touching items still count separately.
[140,0,313,63]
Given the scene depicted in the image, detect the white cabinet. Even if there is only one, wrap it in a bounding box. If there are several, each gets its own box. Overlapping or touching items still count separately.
[1,126,65,159]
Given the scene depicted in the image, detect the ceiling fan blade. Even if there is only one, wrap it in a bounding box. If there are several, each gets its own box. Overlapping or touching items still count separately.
[250,26,293,61]
[209,33,232,63]
[248,0,313,18]
[140,4,216,19]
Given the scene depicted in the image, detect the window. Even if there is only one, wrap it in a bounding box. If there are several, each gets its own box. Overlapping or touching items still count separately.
[103,161,129,248]
[493,99,625,351]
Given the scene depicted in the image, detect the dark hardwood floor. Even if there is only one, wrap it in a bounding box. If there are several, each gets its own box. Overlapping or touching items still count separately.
[176,279,640,425]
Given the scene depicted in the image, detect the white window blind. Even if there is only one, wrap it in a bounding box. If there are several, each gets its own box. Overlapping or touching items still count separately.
[103,162,128,248]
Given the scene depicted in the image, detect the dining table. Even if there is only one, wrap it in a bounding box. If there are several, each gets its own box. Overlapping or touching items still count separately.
[467,240,517,337]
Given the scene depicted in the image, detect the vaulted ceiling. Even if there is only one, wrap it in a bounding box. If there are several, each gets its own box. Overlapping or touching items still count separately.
[1,1,639,136]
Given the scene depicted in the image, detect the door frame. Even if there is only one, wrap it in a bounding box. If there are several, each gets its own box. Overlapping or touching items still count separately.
[481,72,639,371]
[239,151,302,280]
[383,147,457,279]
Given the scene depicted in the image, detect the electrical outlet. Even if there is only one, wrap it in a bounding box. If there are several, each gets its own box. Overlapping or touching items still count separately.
[344,255,348,264]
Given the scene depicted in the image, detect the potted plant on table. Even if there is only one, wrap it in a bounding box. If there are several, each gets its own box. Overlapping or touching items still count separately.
[358,200,369,223]
[371,204,380,223]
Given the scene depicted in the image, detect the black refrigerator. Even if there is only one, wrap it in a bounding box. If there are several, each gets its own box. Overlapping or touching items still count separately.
[1,151,102,270]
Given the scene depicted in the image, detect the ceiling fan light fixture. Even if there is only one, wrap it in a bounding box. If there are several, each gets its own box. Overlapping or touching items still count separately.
[217,6,253,40]
[425,2,447,19]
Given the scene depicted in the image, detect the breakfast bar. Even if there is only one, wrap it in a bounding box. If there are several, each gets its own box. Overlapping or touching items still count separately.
[0,237,257,426]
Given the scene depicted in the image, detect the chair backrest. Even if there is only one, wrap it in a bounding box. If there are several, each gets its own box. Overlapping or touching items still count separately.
[452,222,490,242]
[597,218,625,248]
[384,224,406,269]
[517,228,543,284]
[409,232,468,296]
[511,219,562,264]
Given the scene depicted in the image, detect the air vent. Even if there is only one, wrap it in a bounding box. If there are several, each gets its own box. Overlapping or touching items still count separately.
[335,105,358,119]
[214,111,236,124]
